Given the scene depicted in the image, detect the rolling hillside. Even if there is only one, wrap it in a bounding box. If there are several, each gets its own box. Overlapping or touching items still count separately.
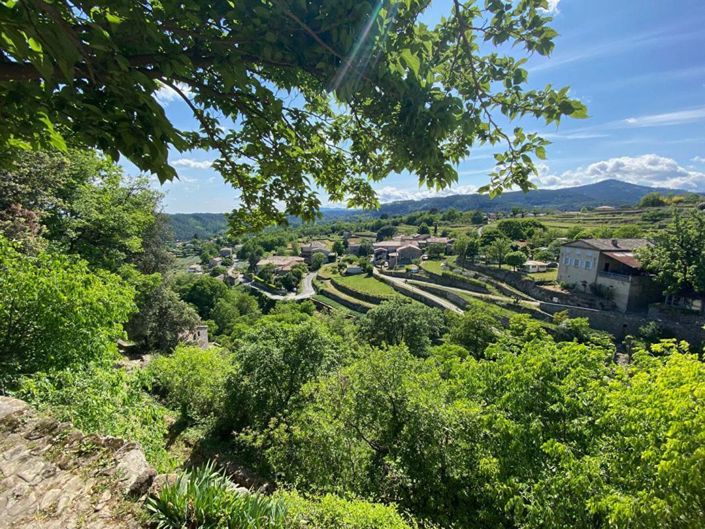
[168,213,228,240]
[370,179,700,216]
[168,180,702,234]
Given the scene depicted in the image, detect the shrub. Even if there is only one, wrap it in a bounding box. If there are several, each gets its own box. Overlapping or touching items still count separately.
[310,252,327,271]
[0,236,135,385]
[226,318,348,430]
[148,345,234,423]
[17,362,173,471]
[146,463,286,529]
[447,306,500,358]
[282,491,415,529]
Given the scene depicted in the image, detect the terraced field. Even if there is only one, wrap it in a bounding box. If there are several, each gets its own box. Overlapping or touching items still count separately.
[334,273,398,299]
[421,259,445,274]
[312,293,364,315]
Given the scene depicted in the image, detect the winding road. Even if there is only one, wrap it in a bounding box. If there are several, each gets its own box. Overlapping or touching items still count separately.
[241,271,318,301]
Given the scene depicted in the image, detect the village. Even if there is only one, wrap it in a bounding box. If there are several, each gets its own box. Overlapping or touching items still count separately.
[172,199,705,349]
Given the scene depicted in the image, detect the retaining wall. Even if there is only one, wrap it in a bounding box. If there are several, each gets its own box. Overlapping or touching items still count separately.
[469,264,616,310]
[315,285,371,313]
[539,302,705,347]
[375,274,453,312]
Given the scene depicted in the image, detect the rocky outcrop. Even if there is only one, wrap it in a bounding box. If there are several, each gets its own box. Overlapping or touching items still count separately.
[0,397,155,529]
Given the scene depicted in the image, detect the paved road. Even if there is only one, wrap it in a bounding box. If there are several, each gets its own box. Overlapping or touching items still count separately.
[374,269,464,314]
[407,278,531,305]
[242,272,318,301]
[296,271,317,299]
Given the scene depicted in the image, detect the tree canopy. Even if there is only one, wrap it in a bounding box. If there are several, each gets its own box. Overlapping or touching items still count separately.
[638,209,705,296]
[1,0,585,231]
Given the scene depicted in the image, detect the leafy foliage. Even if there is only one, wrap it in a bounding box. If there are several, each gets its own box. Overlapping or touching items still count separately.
[226,317,349,431]
[146,462,287,529]
[282,491,416,529]
[484,237,512,267]
[17,361,174,471]
[505,250,527,270]
[638,209,705,295]
[447,306,500,357]
[124,271,200,353]
[148,346,234,424]
[359,298,447,357]
[0,0,585,230]
[0,235,134,383]
[173,273,229,319]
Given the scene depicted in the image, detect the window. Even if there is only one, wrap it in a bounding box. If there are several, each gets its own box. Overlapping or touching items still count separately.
[573,258,581,267]
[585,260,592,270]
[564,255,571,265]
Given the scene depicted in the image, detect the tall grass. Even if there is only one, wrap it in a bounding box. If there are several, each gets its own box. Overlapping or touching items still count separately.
[146,462,286,529]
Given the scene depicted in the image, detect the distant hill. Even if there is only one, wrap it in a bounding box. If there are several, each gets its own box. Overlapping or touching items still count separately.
[168,180,702,235]
[168,213,228,240]
[369,179,700,216]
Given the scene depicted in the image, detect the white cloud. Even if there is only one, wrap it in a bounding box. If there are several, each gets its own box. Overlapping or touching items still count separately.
[539,0,560,14]
[154,81,194,105]
[533,154,705,191]
[624,106,705,127]
[375,183,478,203]
[690,156,705,163]
[172,158,214,169]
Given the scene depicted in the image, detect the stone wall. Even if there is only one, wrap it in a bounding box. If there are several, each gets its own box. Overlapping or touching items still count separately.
[421,269,490,293]
[375,274,452,312]
[469,264,617,310]
[539,303,705,347]
[411,283,470,309]
[313,281,372,313]
[0,397,156,529]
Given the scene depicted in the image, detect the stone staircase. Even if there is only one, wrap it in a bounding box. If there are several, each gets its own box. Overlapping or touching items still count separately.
[0,397,155,529]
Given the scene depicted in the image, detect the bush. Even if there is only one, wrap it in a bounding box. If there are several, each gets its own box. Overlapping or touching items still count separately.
[0,236,135,384]
[282,491,415,529]
[17,362,174,471]
[310,252,327,271]
[146,463,286,529]
[447,306,500,358]
[148,345,234,423]
[359,298,447,357]
[146,464,416,529]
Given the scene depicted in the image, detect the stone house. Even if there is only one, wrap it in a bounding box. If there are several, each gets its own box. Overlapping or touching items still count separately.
[557,239,662,312]
[373,240,421,267]
[256,255,305,275]
[522,260,548,273]
[187,264,203,274]
[219,247,233,257]
[345,265,364,275]
[300,241,329,263]
[397,244,423,265]
[423,236,454,251]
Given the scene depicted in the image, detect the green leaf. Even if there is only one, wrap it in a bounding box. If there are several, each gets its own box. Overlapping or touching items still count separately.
[400,48,420,77]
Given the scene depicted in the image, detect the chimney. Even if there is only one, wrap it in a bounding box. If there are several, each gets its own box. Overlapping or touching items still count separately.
[611,239,619,248]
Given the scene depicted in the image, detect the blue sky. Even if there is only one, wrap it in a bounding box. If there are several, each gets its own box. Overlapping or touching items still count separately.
[131,0,705,213]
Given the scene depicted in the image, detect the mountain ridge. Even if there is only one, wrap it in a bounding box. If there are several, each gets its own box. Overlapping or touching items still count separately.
[167,180,702,238]
[364,179,700,216]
